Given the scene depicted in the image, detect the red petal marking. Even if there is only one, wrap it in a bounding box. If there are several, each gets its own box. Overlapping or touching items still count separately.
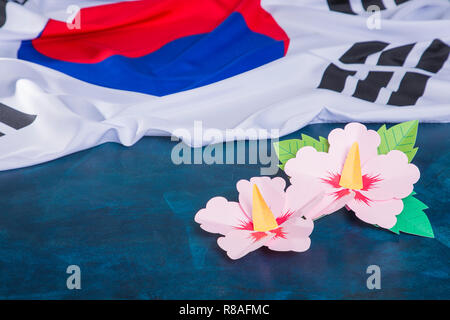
[236,210,293,231]
[322,172,351,199]
[348,175,380,205]
[236,219,254,231]
[354,191,372,205]
[270,227,287,239]
[362,174,382,191]
[250,231,267,242]
[276,210,294,226]
[321,172,341,188]
[322,172,382,190]
[322,171,380,204]
[246,210,290,241]
[332,188,351,200]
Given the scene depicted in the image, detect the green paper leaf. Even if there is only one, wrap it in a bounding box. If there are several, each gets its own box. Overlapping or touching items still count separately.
[273,139,302,166]
[300,134,330,153]
[273,135,329,171]
[390,193,434,238]
[377,120,419,162]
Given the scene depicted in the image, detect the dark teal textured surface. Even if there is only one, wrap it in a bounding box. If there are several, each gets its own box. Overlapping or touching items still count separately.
[0,123,448,299]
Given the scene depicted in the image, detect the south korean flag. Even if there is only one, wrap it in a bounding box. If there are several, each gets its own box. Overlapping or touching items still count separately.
[0,0,449,171]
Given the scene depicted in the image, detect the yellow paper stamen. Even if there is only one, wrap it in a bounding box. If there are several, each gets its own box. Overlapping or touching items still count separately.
[339,142,363,190]
[252,184,279,232]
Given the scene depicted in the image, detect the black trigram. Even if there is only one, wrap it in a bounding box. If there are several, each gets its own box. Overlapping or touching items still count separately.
[318,39,450,106]
[0,103,36,137]
[0,1,6,28]
[1,1,29,27]
[327,0,410,14]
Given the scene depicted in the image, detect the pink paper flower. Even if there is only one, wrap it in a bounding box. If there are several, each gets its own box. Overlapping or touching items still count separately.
[195,177,321,260]
[285,123,420,229]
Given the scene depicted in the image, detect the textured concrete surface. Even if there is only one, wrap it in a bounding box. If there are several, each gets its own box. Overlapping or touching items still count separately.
[0,123,448,299]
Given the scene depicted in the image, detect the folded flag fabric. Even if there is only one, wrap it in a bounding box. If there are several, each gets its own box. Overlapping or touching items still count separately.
[0,0,449,171]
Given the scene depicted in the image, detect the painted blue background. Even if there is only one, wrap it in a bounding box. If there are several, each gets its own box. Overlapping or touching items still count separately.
[0,123,448,299]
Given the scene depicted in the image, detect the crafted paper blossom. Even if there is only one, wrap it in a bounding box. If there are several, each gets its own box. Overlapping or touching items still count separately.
[195,177,321,260]
[284,123,420,229]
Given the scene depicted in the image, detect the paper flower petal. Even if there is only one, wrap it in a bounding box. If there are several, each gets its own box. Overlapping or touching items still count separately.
[285,146,341,189]
[348,197,404,229]
[362,150,420,201]
[305,190,354,220]
[328,123,380,166]
[217,230,274,260]
[237,176,286,219]
[266,217,314,252]
[194,197,249,235]
[285,181,326,219]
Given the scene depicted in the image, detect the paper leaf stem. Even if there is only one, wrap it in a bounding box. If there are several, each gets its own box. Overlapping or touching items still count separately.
[274,134,329,170]
[390,192,434,238]
[377,120,419,162]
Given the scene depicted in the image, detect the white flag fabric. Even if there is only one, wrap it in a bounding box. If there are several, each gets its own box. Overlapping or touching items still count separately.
[0,0,449,171]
